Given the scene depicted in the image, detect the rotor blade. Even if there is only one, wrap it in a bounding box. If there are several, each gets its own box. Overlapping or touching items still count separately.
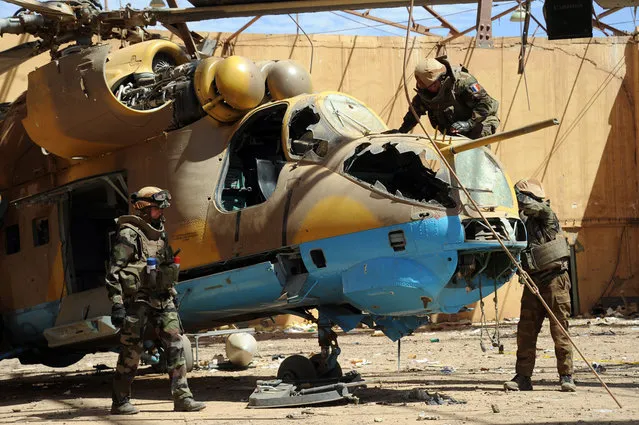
[3,0,75,18]
[0,41,44,75]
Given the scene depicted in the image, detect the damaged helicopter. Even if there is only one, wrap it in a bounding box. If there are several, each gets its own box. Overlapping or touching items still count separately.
[0,0,552,380]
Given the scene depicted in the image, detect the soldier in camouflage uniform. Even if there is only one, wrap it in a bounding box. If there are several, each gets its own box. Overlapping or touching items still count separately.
[504,179,577,393]
[106,186,206,414]
[396,57,499,139]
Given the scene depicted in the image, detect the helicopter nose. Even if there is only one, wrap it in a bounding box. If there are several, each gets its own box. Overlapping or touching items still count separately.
[343,138,456,208]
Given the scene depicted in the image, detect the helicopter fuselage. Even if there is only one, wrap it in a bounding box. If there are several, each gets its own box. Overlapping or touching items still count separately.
[0,40,527,367]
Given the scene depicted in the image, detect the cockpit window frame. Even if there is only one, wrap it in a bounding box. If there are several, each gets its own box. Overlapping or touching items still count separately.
[283,92,388,162]
[215,102,290,213]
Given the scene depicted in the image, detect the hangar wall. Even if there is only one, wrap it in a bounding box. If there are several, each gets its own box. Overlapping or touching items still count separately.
[1,32,637,321]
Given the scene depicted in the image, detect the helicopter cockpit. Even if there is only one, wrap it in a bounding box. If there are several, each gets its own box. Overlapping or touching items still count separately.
[218,93,388,212]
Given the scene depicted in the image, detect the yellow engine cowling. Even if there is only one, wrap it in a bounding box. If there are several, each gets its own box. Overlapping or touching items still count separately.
[193,56,265,123]
[104,39,189,89]
[22,42,187,159]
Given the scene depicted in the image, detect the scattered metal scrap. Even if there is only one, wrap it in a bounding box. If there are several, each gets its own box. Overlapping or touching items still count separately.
[408,388,466,405]
[248,372,365,408]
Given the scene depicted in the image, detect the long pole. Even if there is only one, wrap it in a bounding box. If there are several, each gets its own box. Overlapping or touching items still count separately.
[403,0,623,409]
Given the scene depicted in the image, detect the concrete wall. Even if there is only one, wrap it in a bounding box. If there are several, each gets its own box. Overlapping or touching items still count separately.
[2,32,637,320]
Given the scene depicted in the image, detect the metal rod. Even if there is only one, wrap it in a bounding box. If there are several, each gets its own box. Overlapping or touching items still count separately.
[439,3,520,46]
[225,16,262,45]
[343,10,430,35]
[404,0,623,409]
[397,338,401,372]
[165,0,199,59]
[442,118,559,154]
[592,19,628,36]
[597,6,622,20]
[423,5,459,34]
[529,13,546,33]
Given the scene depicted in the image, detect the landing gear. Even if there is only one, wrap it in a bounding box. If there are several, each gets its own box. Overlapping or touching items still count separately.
[277,354,317,382]
[276,316,343,382]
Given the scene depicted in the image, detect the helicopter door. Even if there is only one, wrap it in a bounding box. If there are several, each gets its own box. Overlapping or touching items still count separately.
[46,173,128,348]
[217,104,290,256]
[62,174,129,294]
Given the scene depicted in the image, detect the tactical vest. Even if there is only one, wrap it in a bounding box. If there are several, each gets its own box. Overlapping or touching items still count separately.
[520,208,570,275]
[116,215,178,298]
[416,68,473,130]
[521,237,570,274]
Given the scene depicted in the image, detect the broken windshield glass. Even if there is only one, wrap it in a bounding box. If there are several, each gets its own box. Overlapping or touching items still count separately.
[344,142,456,208]
[454,148,513,209]
[321,94,386,138]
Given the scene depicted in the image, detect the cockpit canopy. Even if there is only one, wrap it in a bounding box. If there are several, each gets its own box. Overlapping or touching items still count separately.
[284,93,387,160]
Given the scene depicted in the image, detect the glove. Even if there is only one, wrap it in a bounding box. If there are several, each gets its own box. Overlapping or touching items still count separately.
[111,303,126,328]
[451,120,472,134]
[381,129,401,134]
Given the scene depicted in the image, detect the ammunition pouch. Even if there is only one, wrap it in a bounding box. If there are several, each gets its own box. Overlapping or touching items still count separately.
[119,263,145,297]
[157,263,179,292]
[521,237,570,273]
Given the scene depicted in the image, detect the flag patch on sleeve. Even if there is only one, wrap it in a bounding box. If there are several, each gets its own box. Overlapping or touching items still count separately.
[469,83,482,93]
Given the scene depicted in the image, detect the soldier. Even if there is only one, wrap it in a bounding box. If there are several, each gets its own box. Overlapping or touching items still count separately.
[395,57,499,139]
[106,186,206,414]
[504,179,576,392]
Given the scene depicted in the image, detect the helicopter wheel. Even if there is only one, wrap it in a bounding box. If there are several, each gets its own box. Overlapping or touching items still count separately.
[310,353,343,379]
[277,354,317,383]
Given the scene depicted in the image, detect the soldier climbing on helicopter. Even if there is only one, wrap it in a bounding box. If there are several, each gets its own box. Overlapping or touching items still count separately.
[106,186,206,415]
[393,56,500,139]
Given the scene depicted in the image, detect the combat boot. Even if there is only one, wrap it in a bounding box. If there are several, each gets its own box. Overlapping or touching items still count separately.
[504,374,533,391]
[560,375,577,392]
[111,399,140,415]
[174,397,206,412]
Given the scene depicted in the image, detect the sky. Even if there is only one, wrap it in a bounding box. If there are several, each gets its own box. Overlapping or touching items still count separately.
[0,0,637,39]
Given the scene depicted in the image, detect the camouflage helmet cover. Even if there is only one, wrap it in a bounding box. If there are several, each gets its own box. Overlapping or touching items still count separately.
[515,178,546,200]
[131,186,171,210]
[414,58,446,87]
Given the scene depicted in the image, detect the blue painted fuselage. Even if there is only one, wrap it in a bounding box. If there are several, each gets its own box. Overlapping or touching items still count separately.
[177,215,526,340]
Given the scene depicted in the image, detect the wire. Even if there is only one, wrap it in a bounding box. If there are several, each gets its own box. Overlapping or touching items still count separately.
[223,6,480,45]
[330,12,405,37]
[287,14,314,74]
[403,0,623,409]
[595,226,628,304]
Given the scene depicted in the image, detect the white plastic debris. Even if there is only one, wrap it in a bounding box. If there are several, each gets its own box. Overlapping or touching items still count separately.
[225,333,257,367]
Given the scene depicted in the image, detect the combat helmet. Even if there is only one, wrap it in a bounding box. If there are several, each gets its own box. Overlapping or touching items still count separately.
[514,178,546,201]
[130,186,171,210]
[414,58,446,88]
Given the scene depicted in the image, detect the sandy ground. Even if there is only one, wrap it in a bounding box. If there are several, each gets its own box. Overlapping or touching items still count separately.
[0,317,638,425]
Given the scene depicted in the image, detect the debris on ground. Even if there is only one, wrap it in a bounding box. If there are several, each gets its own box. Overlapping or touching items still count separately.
[284,323,317,334]
[417,411,440,420]
[590,329,616,336]
[408,388,466,405]
[440,366,455,374]
[592,362,607,373]
[371,330,385,337]
[491,404,500,413]
[374,418,383,422]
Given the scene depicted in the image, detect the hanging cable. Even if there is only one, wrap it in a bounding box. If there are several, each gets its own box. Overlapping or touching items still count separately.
[287,14,314,74]
[402,0,622,409]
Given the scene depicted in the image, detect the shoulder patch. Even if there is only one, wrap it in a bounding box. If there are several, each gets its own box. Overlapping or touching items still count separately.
[469,83,482,93]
